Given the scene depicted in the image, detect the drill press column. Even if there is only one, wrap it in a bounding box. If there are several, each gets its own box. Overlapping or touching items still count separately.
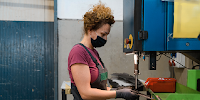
[134,52,139,89]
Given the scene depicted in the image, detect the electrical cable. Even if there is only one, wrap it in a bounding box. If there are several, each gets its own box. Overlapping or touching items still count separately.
[192,61,200,69]
[148,53,194,69]
[192,60,194,66]
[192,65,200,69]
[162,53,191,69]
[156,54,162,61]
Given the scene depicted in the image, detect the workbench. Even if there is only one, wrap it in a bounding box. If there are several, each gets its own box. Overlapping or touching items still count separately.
[61,81,71,100]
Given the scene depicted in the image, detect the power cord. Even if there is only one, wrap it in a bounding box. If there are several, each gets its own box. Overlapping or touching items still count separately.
[192,60,200,69]
[161,53,190,69]
[156,54,162,61]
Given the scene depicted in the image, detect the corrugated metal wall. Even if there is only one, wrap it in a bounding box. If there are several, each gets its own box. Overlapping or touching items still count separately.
[0,21,54,100]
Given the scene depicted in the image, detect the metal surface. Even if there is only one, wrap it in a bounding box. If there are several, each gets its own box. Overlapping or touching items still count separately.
[123,0,142,53]
[166,2,200,51]
[124,0,200,52]
[143,0,166,51]
[109,73,144,90]
[135,75,138,90]
[134,53,139,89]
[54,0,58,100]
[166,1,200,63]
[167,37,200,51]
[44,22,55,100]
[131,90,154,99]
[0,21,54,100]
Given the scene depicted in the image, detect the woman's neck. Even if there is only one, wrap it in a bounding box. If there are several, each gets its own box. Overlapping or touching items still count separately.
[80,34,94,49]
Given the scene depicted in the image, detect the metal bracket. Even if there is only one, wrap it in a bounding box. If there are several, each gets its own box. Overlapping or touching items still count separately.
[149,52,156,70]
[139,31,148,40]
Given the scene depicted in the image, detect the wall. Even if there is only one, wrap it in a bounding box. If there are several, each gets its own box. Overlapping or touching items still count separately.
[0,0,55,100]
[58,20,172,100]
[174,56,200,86]
[0,0,54,22]
[57,0,123,20]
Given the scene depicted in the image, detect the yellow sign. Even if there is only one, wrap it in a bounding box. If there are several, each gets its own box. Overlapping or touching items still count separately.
[124,34,133,49]
[173,0,200,38]
[124,39,127,48]
[129,34,133,49]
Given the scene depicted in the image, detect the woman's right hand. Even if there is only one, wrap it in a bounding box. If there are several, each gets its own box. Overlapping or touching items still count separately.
[116,88,139,100]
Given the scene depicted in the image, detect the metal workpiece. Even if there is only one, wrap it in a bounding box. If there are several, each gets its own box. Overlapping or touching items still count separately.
[131,90,154,99]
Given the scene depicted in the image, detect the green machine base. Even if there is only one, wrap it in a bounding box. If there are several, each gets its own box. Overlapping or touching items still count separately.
[149,83,200,100]
[187,70,200,91]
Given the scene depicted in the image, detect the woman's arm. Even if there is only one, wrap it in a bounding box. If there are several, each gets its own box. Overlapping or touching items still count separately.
[71,63,116,99]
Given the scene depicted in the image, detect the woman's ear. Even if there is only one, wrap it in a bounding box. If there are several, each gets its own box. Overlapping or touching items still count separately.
[88,29,95,36]
[87,30,91,36]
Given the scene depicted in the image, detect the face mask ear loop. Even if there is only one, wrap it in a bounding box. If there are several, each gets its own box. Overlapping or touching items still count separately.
[90,32,92,38]
[95,31,98,37]
[91,31,97,38]
[95,31,98,38]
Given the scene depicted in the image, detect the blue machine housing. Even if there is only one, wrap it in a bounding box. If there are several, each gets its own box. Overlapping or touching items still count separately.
[142,0,166,51]
[142,0,200,51]
[123,0,200,52]
[166,2,200,51]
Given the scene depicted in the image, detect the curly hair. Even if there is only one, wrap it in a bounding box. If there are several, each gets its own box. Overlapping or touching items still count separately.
[83,1,115,34]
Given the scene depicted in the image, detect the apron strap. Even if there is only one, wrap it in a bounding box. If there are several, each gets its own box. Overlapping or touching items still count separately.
[99,58,105,68]
[78,43,99,66]
[95,51,105,68]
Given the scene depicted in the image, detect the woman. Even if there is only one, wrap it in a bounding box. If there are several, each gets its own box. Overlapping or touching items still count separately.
[68,2,138,100]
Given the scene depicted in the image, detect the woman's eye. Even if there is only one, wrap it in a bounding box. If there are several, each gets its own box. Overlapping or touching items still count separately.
[102,33,107,36]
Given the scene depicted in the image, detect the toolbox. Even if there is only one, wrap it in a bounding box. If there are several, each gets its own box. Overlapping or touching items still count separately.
[145,78,176,93]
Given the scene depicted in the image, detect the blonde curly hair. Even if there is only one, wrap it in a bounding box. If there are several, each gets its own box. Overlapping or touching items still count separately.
[83,1,115,34]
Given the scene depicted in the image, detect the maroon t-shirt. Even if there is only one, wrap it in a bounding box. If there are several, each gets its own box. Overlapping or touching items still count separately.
[68,44,104,85]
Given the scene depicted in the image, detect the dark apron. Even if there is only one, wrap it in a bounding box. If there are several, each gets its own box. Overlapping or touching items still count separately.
[71,43,108,100]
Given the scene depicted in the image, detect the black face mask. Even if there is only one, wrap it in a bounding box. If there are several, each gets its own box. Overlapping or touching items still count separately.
[91,35,107,48]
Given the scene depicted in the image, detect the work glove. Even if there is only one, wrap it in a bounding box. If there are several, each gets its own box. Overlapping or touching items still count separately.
[116,88,138,100]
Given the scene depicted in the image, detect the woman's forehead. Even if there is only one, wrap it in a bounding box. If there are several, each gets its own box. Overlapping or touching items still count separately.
[97,24,111,31]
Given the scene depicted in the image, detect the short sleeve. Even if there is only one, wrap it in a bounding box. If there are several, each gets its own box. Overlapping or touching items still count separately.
[68,45,89,67]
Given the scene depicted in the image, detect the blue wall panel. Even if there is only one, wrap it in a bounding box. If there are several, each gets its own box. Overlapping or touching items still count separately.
[0,21,54,100]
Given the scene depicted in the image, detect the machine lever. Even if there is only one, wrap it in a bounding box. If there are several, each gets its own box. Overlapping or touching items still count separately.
[131,90,154,99]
